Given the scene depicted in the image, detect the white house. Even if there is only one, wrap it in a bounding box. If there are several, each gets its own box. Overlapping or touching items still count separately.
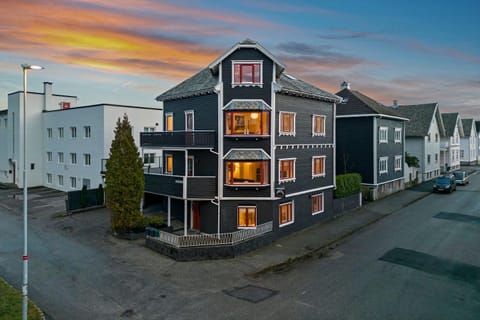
[395,103,444,182]
[0,82,162,191]
[460,119,478,165]
[441,112,464,172]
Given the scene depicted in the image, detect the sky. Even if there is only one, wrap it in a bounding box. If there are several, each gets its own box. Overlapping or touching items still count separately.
[1,0,479,119]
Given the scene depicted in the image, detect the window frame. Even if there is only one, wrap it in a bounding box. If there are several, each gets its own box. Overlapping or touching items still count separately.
[58,152,64,164]
[225,160,270,186]
[70,126,77,139]
[237,206,257,229]
[278,158,296,183]
[46,173,52,184]
[379,156,388,174]
[47,128,53,139]
[58,127,64,139]
[58,175,64,186]
[224,111,270,136]
[165,154,173,174]
[312,156,326,178]
[311,193,324,215]
[70,177,77,189]
[394,128,402,143]
[279,201,294,227]
[165,113,173,132]
[312,115,326,137]
[379,127,388,143]
[70,153,77,165]
[47,151,52,162]
[143,153,155,165]
[394,155,402,172]
[84,153,91,166]
[84,126,91,138]
[232,60,263,87]
[279,111,296,136]
[185,110,194,132]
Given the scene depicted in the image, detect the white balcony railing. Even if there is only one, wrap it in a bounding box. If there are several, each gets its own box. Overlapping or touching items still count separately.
[147,221,273,248]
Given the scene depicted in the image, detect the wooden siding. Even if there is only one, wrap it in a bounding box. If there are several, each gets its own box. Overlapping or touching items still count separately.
[376,118,405,183]
[163,94,218,132]
[220,200,273,233]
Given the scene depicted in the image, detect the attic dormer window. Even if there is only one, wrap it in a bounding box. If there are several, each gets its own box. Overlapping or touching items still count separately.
[232,60,263,88]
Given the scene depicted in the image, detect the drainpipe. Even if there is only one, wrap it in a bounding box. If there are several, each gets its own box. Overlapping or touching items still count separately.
[211,199,220,239]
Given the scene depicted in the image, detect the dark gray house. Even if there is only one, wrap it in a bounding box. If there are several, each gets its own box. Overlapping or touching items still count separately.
[335,82,408,200]
[141,39,341,259]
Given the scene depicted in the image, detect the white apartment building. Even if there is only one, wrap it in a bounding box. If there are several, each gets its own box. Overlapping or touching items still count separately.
[441,112,464,173]
[460,119,478,165]
[0,82,162,191]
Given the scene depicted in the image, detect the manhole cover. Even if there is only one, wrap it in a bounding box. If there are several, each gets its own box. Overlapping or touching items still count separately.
[223,285,277,303]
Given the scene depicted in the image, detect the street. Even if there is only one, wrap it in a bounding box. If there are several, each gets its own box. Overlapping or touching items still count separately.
[1,172,479,319]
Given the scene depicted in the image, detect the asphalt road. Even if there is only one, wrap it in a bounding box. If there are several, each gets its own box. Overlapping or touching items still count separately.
[1,174,479,319]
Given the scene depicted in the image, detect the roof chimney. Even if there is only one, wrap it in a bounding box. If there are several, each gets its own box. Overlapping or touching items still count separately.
[43,82,53,111]
[340,81,350,90]
[392,99,398,108]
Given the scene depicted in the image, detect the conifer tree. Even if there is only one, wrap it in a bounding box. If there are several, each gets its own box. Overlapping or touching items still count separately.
[105,114,144,233]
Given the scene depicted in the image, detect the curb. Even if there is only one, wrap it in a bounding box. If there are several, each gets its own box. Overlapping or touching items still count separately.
[249,190,432,278]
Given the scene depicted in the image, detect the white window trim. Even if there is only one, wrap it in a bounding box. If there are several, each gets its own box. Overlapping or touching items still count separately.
[312,156,326,178]
[70,126,77,139]
[231,60,263,88]
[279,111,296,136]
[279,201,295,227]
[58,152,64,164]
[237,205,257,230]
[70,177,77,189]
[58,127,64,139]
[394,128,402,143]
[46,173,52,184]
[278,158,296,183]
[394,155,402,172]
[379,127,388,143]
[185,110,194,131]
[84,126,91,138]
[70,153,77,165]
[312,114,326,137]
[311,193,324,215]
[47,152,52,162]
[379,156,388,174]
[165,112,173,132]
[84,153,91,166]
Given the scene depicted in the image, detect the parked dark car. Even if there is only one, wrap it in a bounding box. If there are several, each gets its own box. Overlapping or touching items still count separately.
[453,171,469,185]
[433,174,457,193]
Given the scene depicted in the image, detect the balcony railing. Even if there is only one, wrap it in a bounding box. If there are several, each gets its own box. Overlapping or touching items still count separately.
[147,221,273,248]
[144,173,217,199]
[140,130,216,148]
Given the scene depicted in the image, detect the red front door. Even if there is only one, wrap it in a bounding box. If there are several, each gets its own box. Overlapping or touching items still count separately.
[192,202,200,230]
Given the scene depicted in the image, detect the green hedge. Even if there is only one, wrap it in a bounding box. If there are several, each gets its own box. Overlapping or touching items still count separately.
[335,173,362,199]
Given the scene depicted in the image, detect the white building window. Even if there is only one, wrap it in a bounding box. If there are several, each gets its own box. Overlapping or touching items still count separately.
[394,155,402,172]
[84,126,91,138]
[58,127,64,139]
[82,178,91,189]
[143,153,155,164]
[58,152,64,163]
[312,115,326,136]
[279,158,296,183]
[84,153,91,166]
[311,193,324,215]
[70,177,77,189]
[279,201,294,227]
[47,128,53,139]
[435,153,438,162]
[46,173,52,184]
[58,175,64,186]
[394,128,402,143]
[279,111,296,136]
[312,156,326,178]
[460,150,464,158]
[427,154,431,164]
[232,60,263,87]
[379,127,388,143]
[70,126,77,138]
[379,157,388,174]
[70,153,77,164]
[47,152,52,162]
[144,127,155,132]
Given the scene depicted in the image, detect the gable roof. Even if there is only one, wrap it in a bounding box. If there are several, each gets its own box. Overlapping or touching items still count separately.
[335,88,407,120]
[461,118,474,137]
[156,40,339,103]
[442,112,464,137]
[395,103,446,137]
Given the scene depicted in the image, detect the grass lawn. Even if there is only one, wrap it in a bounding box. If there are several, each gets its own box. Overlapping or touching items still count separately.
[0,277,43,320]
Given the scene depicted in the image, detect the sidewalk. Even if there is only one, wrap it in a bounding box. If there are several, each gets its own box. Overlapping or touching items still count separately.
[242,181,434,276]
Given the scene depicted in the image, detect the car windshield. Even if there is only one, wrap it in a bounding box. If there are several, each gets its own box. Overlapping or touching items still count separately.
[454,172,463,178]
[435,178,450,184]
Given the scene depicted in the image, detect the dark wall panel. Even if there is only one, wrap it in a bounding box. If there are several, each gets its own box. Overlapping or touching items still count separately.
[163,94,218,131]
[376,118,405,183]
[220,200,273,232]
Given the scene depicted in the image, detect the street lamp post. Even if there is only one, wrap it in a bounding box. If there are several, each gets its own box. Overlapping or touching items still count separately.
[21,63,43,320]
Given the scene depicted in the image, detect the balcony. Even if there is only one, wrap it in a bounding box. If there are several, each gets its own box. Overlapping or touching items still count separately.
[144,172,217,199]
[141,131,216,148]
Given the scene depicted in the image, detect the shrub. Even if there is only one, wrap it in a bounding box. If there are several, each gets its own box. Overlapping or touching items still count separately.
[335,173,361,199]
[144,216,164,228]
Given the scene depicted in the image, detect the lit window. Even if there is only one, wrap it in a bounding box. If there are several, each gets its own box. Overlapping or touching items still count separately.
[225,161,269,185]
[237,206,257,228]
[394,155,402,172]
[166,113,173,132]
[394,128,402,143]
[70,177,77,189]
[379,127,388,143]
[84,153,91,166]
[312,193,324,215]
[165,154,173,174]
[58,152,64,163]
[312,115,326,136]
[379,157,388,174]
[232,61,262,86]
[312,156,326,178]
[279,201,294,227]
[71,126,77,138]
[58,127,64,139]
[225,111,269,135]
[70,153,77,164]
[279,159,295,182]
[47,128,53,139]
[279,112,295,136]
[84,126,91,138]
[47,152,52,162]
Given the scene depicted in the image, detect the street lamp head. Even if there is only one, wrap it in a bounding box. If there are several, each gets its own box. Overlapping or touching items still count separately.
[21,64,44,70]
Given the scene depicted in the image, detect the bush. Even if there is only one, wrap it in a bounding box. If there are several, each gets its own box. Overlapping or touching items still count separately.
[335,173,362,199]
[144,216,164,228]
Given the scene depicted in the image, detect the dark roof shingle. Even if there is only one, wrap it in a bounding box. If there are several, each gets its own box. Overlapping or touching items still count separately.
[277,74,340,102]
[395,103,440,137]
[155,68,217,102]
[461,118,474,137]
[442,113,460,137]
